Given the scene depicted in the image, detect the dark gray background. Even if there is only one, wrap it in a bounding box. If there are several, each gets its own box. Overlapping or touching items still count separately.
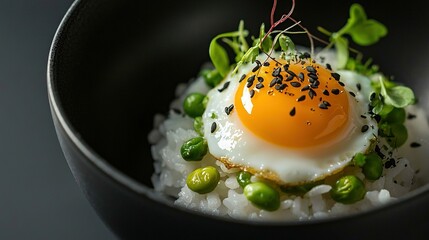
[0,0,116,239]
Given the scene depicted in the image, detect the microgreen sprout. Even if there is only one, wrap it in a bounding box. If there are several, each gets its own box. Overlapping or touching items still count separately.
[318,3,388,69]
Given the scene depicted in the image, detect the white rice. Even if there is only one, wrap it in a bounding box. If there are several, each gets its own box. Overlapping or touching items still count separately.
[148,55,429,221]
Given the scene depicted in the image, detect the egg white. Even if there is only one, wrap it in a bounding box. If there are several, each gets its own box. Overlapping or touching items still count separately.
[202,53,379,186]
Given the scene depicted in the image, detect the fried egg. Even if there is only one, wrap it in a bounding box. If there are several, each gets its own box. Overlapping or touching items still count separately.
[202,52,378,186]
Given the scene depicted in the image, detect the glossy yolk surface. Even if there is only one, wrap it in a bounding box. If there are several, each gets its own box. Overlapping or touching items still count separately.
[234,58,349,148]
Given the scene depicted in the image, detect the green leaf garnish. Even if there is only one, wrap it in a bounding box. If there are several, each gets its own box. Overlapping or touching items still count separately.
[209,20,249,77]
[379,78,415,108]
[319,3,388,70]
[339,4,388,46]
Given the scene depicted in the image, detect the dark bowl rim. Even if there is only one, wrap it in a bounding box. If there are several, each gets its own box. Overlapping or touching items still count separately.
[46,0,429,227]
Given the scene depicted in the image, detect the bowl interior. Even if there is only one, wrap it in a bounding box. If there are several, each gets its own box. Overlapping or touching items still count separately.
[52,0,429,199]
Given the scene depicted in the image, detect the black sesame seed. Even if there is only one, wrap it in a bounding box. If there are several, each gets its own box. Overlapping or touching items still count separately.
[323,89,329,96]
[275,84,287,91]
[290,82,301,88]
[286,69,296,77]
[217,81,230,92]
[306,66,316,73]
[286,75,294,81]
[309,89,316,99]
[249,89,255,98]
[290,107,296,116]
[246,81,253,88]
[338,81,345,86]
[300,52,311,59]
[263,61,270,66]
[247,75,255,82]
[384,158,396,169]
[257,77,264,82]
[252,64,261,72]
[410,142,421,148]
[323,101,331,107]
[298,72,304,81]
[308,72,318,80]
[301,85,310,91]
[211,122,217,133]
[331,72,340,81]
[283,64,289,71]
[272,67,281,77]
[356,83,361,91]
[269,78,278,87]
[310,83,318,89]
[331,89,340,95]
[407,113,417,120]
[239,74,246,82]
[255,83,264,89]
[319,102,328,109]
[311,80,320,88]
[360,115,367,119]
[255,60,261,66]
[375,145,385,159]
[326,63,332,70]
[349,91,356,97]
[361,125,369,133]
[297,95,306,102]
[225,104,234,115]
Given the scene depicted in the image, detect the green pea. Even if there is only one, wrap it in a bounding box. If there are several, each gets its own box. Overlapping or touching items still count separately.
[186,166,220,194]
[352,152,366,167]
[244,182,280,211]
[236,171,252,188]
[362,152,383,180]
[180,137,208,161]
[193,117,204,135]
[384,107,406,124]
[201,69,223,88]
[330,175,366,204]
[386,123,408,148]
[183,93,208,118]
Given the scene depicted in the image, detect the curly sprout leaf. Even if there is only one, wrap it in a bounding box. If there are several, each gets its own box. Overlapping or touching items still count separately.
[348,3,367,27]
[209,37,232,77]
[379,78,415,108]
[348,19,387,46]
[209,22,249,77]
[340,3,387,46]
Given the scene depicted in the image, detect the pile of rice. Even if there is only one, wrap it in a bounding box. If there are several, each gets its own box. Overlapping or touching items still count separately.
[148,54,429,221]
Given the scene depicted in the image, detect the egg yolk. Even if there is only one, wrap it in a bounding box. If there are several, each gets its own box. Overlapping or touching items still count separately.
[234,58,349,148]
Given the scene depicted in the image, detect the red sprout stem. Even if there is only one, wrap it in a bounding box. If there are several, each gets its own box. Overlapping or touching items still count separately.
[261,0,296,46]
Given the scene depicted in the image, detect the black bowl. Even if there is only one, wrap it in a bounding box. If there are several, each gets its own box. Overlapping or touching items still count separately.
[48,0,429,238]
